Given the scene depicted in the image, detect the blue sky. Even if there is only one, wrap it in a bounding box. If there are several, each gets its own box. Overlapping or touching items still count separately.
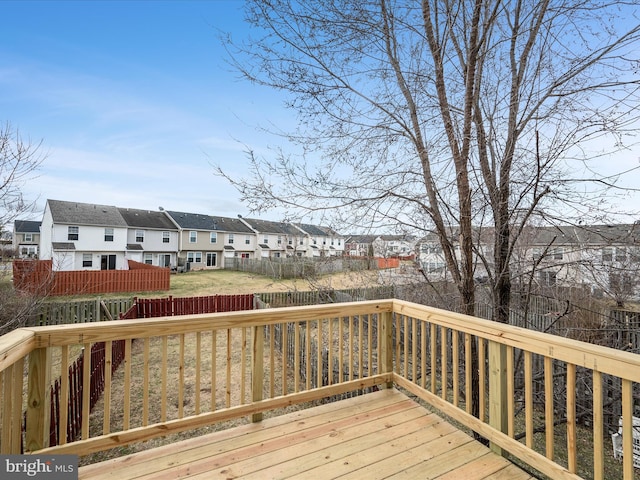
[0,0,291,223]
[2,1,639,228]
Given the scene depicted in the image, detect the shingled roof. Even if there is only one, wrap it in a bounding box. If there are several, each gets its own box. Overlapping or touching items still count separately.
[47,199,127,227]
[14,220,41,233]
[167,212,254,233]
[118,208,177,230]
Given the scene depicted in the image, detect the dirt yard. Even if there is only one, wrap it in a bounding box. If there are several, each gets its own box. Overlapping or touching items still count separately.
[162,268,384,297]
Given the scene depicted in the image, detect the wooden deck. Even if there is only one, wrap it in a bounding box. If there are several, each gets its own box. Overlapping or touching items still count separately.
[78,389,534,479]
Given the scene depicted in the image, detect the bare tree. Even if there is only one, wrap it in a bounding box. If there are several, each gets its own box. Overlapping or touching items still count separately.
[0,122,46,334]
[0,122,44,229]
[217,0,640,323]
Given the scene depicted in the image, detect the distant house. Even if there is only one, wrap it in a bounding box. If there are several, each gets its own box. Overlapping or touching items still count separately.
[238,218,305,259]
[294,223,344,257]
[346,234,415,258]
[13,220,41,258]
[40,199,130,271]
[117,208,179,268]
[165,211,256,269]
[416,223,640,303]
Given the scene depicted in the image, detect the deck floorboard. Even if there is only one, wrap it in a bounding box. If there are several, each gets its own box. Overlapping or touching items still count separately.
[79,389,535,480]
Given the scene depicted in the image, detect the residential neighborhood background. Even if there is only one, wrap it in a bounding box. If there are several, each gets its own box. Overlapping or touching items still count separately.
[9,198,640,306]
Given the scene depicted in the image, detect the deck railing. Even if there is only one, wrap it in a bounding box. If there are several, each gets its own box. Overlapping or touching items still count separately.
[0,299,638,479]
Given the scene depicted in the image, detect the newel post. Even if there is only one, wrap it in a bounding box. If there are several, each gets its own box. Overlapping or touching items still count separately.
[25,347,52,452]
[251,325,264,422]
[488,340,508,456]
[380,311,394,388]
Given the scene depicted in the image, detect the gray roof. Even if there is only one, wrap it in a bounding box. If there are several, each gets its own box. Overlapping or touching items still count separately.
[346,235,380,244]
[296,223,333,236]
[48,200,127,227]
[118,208,178,230]
[14,220,41,233]
[167,211,254,233]
[241,218,300,235]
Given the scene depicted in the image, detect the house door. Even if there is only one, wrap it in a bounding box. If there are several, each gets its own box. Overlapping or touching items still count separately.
[159,254,171,267]
[101,254,116,270]
[206,253,217,267]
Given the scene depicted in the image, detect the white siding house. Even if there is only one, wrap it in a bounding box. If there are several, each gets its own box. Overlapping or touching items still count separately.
[40,199,129,271]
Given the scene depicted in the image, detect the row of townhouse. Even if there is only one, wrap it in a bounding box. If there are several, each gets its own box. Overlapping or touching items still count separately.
[417,223,640,301]
[345,234,417,258]
[17,199,345,272]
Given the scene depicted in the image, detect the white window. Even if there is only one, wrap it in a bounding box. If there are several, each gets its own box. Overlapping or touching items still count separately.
[104,228,114,242]
[162,231,170,243]
[135,230,145,242]
[189,231,197,243]
[187,252,202,263]
[144,253,153,265]
[210,232,217,243]
[68,226,79,241]
[24,233,33,242]
[82,253,92,267]
[277,235,282,245]
[245,236,251,245]
[228,234,234,244]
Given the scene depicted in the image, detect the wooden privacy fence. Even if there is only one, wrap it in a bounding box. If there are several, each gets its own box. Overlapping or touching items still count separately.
[36,298,134,326]
[13,259,170,296]
[119,294,256,319]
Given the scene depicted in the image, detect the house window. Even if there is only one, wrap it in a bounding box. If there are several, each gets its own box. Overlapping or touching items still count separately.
[144,253,153,265]
[162,231,170,243]
[24,233,33,242]
[289,238,293,245]
[187,252,202,263]
[82,254,92,267]
[189,231,197,243]
[104,228,114,242]
[277,236,282,245]
[313,238,317,245]
[331,239,335,245]
[241,253,249,259]
[245,236,251,245]
[338,239,341,246]
[135,230,145,242]
[206,252,217,267]
[263,237,268,244]
[228,234,234,244]
[602,247,613,262]
[552,248,563,260]
[299,239,304,245]
[538,271,557,286]
[210,232,217,243]
[615,247,627,262]
[68,226,79,241]
[274,252,281,258]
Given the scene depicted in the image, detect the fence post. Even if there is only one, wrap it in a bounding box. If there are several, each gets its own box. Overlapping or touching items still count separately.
[488,340,508,456]
[251,325,264,422]
[25,347,52,452]
[380,311,394,388]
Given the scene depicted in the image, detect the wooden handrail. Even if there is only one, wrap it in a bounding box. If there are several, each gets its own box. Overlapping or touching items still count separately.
[0,299,638,479]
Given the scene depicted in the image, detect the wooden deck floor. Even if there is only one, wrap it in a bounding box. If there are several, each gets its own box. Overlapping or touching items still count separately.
[79,389,535,479]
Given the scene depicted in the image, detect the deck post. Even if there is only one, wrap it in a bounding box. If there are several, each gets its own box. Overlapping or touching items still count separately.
[488,340,508,456]
[25,346,52,452]
[380,311,394,388]
[251,325,264,422]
